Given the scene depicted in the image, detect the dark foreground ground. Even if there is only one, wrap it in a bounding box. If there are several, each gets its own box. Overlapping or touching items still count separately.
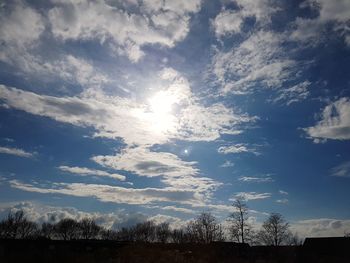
[0,238,349,263]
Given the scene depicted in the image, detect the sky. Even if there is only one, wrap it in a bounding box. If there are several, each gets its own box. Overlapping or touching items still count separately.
[0,0,350,238]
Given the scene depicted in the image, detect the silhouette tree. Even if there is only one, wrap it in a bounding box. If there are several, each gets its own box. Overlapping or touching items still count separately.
[156,222,171,243]
[186,212,224,243]
[54,218,79,240]
[170,228,186,243]
[258,213,291,246]
[132,221,156,242]
[78,218,101,239]
[288,232,303,246]
[100,228,119,240]
[17,219,38,239]
[228,198,250,243]
[116,227,134,241]
[40,222,55,239]
[0,210,38,239]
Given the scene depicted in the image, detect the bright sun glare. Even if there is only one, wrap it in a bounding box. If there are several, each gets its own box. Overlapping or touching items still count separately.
[148,91,174,114]
[146,91,177,134]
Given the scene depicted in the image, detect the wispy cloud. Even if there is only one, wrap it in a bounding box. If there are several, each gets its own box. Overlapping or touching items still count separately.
[330,161,350,177]
[0,202,186,230]
[273,81,311,105]
[8,179,204,206]
[276,199,289,204]
[161,206,195,215]
[218,144,259,155]
[0,146,35,158]
[233,192,271,201]
[291,218,350,238]
[279,190,289,195]
[220,160,234,168]
[0,68,253,146]
[58,166,126,181]
[212,0,279,37]
[149,205,195,215]
[238,176,274,183]
[291,0,350,47]
[47,0,201,62]
[0,2,108,88]
[92,146,199,178]
[211,30,299,95]
[304,97,350,142]
[93,146,222,202]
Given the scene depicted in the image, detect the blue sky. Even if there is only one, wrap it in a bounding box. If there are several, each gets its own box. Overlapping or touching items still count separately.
[0,0,350,237]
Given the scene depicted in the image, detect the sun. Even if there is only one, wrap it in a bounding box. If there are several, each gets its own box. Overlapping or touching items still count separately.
[148,91,175,114]
[146,91,178,134]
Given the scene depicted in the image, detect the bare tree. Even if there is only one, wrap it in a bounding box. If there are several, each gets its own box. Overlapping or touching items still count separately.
[132,221,156,242]
[100,228,119,240]
[288,232,303,246]
[41,222,55,239]
[116,227,134,241]
[78,218,101,239]
[228,198,250,243]
[156,222,171,243]
[0,210,38,239]
[258,213,291,246]
[186,212,224,243]
[54,218,79,240]
[170,229,186,243]
[17,219,38,239]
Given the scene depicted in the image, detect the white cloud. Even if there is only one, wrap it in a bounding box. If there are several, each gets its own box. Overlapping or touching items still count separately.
[291,218,350,238]
[234,0,280,23]
[0,2,44,47]
[0,202,185,230]
[92,146,222,202]
[238,176,274,183]
[220,160,235,168]
[59,55,109,87]
[1,51,109,88]
[0,3,107,86]
[279,190,289,195]
[0,68,250,206]
[161,205,195,215]
[276,199,289,204]
[234,192,271,201]
[58,165,126,181]
[0,146,35,158]
[290,17,324,44]
[0,201,116,228]
[218,144,259,155]
[291,0,350,46]
[273,81,311,105]
[148,214,187,229]
[304,97,350,141]
[47,0,201,62]
[92,146,198,178]
[212,31,298,94]
[212,10,243,36]
[212,0,280,37]
[330,161,350,177]
[0,2,102,89]
[0,67,252,146]
[9,179,204,206]
[0,84,167,146]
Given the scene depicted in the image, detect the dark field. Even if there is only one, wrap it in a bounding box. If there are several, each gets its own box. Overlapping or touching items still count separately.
[1,238,349,263]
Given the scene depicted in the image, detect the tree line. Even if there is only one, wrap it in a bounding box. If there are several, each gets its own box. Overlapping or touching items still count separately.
[0,199,303,245]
